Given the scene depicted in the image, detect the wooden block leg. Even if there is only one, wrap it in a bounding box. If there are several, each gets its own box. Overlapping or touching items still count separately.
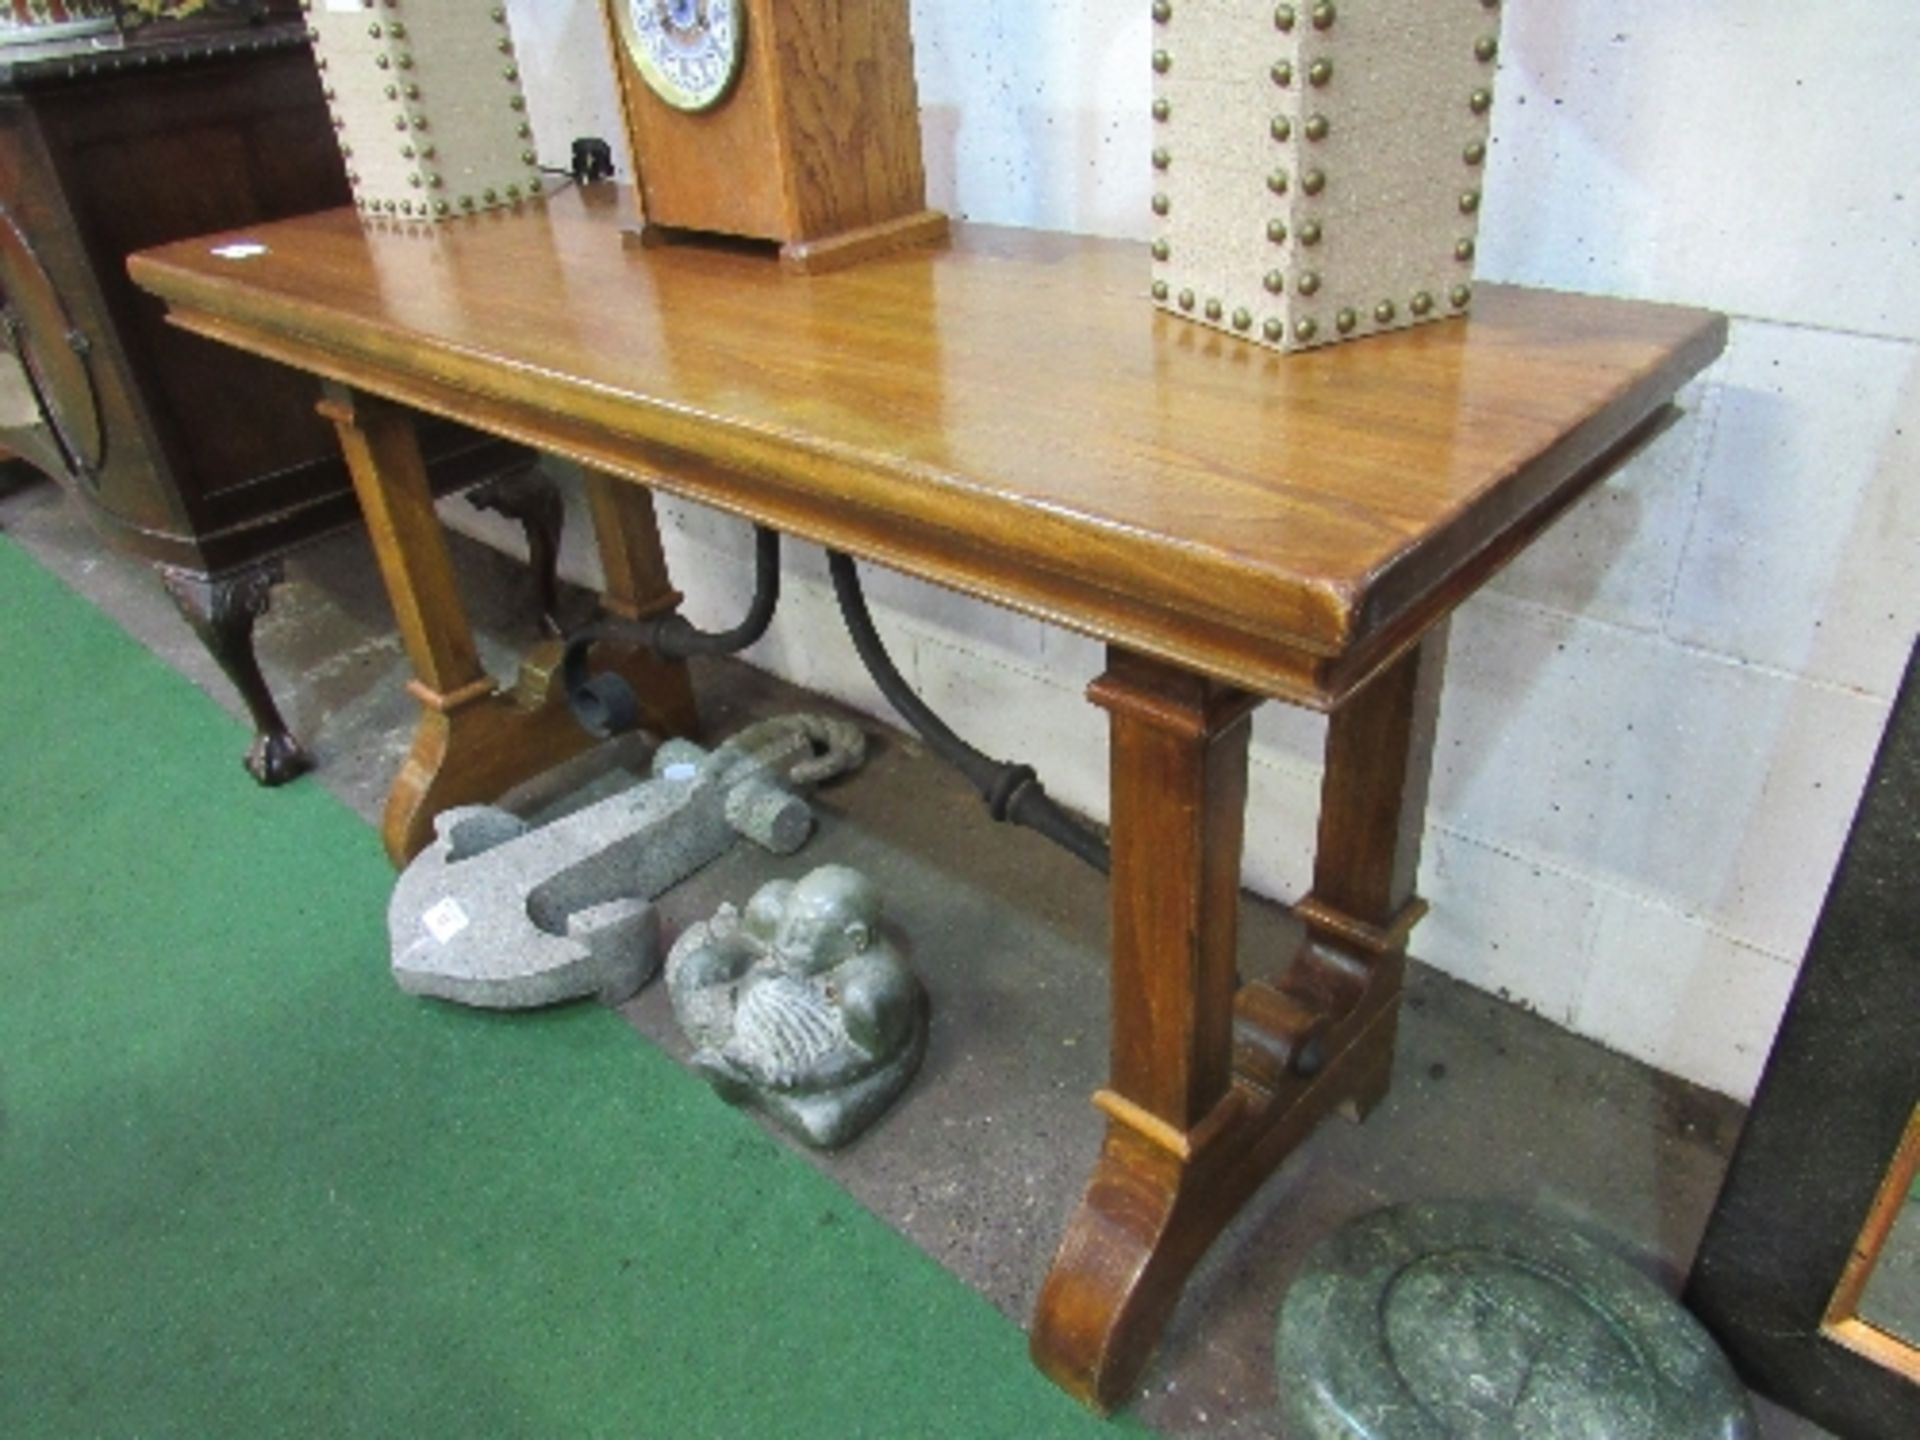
[583,466,699,740]
[159,557,311,787]
[1031,630,1447,1413]
[319,386,697,865]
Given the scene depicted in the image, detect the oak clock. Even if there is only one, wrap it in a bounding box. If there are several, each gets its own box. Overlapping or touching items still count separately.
[602,0,948,273]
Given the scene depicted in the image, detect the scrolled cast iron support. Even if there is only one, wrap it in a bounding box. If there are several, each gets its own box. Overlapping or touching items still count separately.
[564,524,782,737]
[827,549,1110,874]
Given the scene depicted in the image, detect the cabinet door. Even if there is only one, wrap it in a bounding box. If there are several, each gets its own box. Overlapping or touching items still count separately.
[0,200,104,484]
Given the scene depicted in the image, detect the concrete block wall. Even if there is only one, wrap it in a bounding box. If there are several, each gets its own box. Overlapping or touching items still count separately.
[472,0,1920,1100]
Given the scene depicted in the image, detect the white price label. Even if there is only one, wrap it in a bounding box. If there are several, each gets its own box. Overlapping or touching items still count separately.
[422,897,471,944]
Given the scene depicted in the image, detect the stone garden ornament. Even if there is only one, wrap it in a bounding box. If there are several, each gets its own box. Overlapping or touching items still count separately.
[666,863,928,1150]
[387,714,865,1009]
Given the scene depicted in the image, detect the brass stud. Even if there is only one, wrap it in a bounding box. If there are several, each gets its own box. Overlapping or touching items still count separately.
[1266,219,1289,244]
[1152,239,1171,261]
[1152,0,1171,20]
[498,37,513,53]
[1308,58,1333,86]
[1475,37,1498,62]
[1153,146,1171,170]
[507,185,521,200]
[1152,192,1171,216]
[503,65,519,81]
[1304,113,1329,141]
[1274,4,1296,31]
[1459,189,1481,213]
[508,96,525,110]
[412,115,429,129]
[1271,60,1293,87]
[461,195,476,210]
[1298,219,1322,245]
[1153,97,1171,121]
[1410,290,1434,316]
[376,54,390,69]
[1464,140,1486,166]
[419,144,436,159]
[1294,317,1318,342]
[1301,168,1326,195]
[1178,288,1196,310]
[1270,115,1292,142]
[1264,270,1285,294]
[1264,318,1285,342]
[1310,2,1335,29]
[1268,170,1289,195]
[1298,270,1322,296]
[522,149,537,165]
[340,144,353,158]
[1374,299,1397,323]
[1455,237,1476,262]
[408,173,422,188]
[483,188,498,204]
[1202,298,1222,321]
[527,177,542,194]
[1152,279,1170,301]
[1469,87,1492,114]
[392,115,408,130]
[1152,50,1171,74]
[490,6,505,19]
[1335,307,1357,334]
[384,83,398,98]
[1233,308,1254,331]
[1450,284,1473,308]
[388,21,405,37]
[428,174,443,189]
[434,200,451,216]
[367,21,381,36]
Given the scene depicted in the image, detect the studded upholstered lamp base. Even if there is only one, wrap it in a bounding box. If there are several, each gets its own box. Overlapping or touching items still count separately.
[1149,0,1503,351]
[1275,1202,1756,1440]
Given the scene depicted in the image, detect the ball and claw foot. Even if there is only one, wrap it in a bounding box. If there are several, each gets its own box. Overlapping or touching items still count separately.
[245,729,313,787]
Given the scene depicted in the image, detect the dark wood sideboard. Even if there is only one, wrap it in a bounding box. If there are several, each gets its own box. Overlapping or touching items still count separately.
[0,16,556,783]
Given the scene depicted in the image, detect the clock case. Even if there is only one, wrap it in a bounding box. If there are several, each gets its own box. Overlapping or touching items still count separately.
[603,0,947,274]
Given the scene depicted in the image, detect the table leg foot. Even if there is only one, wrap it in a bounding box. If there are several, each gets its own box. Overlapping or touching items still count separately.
[1032,949,1402,1411]
[381,636,692,865]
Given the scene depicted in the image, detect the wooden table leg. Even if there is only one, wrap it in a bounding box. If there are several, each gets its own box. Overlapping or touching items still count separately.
[1030,627,1447,1412]
[319,385,698,864]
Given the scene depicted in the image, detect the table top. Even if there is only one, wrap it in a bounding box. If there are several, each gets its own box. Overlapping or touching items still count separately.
[130,186,1725,707]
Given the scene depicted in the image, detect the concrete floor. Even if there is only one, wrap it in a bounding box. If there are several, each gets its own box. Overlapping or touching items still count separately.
[0,472,1836,1439]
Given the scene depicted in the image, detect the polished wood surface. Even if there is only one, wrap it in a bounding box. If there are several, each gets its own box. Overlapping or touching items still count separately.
[129,186,1725,708]
[130,191,1726,1411]
[605,0,938,263]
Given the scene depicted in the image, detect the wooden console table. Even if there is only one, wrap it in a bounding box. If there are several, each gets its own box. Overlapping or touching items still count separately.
[129,186,1725,1412]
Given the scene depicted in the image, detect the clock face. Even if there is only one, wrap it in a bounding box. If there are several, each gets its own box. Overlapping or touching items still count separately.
[620,0,744,114]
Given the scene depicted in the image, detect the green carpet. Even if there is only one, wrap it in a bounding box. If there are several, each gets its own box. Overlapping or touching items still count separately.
[0,539,1134,1439]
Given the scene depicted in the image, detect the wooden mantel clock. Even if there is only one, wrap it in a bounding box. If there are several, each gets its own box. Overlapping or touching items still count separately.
[602,0,948,274]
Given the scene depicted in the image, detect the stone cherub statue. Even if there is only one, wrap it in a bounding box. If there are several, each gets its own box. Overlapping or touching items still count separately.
[665,864,927,1150]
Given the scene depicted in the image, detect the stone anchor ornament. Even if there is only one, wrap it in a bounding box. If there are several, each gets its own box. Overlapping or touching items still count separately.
[387,715,865,1009]
[667,864,928,1150]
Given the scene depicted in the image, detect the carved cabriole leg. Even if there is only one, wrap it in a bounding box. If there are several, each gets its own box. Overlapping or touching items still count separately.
[467,466,565,637]
[159,557,312,787]
[318,384,697,865]
[1031,627,1448,1413]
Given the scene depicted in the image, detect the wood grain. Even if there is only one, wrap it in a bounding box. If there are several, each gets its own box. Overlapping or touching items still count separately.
[130,188,1724,709]
[606,0,934,255]
[1032,632,1447,1411]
